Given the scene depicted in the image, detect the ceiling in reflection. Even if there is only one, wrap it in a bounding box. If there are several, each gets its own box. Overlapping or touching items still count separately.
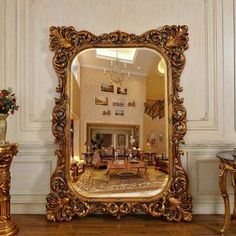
[78,48,162,77]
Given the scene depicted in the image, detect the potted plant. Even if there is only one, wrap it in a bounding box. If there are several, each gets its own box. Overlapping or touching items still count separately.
[91,132,104,151]
[0,88,19,145]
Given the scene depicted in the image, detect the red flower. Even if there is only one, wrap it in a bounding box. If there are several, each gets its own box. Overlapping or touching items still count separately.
[0,88,19,115]
[1,89,8,96]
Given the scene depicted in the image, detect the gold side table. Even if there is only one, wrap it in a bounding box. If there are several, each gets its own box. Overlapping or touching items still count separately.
[0,144,18,235]
[217,151,236,236]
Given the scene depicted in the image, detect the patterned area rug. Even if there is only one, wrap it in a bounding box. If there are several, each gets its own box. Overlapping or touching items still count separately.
[75,167,168,194]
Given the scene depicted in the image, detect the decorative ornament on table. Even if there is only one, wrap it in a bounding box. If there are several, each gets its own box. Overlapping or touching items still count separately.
[129,135,136,158]
[130,135,135,147]
[0,88,19,145]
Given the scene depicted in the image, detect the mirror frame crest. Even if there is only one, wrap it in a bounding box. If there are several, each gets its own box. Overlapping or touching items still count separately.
[46,25,192,222]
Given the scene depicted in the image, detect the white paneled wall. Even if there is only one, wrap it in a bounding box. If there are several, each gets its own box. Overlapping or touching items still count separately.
[0,0,235,214]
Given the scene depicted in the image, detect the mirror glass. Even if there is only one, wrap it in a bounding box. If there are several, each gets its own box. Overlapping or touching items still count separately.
[69,47,169,198]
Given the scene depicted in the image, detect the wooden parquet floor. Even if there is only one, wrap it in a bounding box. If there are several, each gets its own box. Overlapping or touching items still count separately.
[12,214,236,236]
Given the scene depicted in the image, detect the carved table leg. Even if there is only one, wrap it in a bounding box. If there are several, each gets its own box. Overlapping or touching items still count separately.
[0,144,18,235]
[231,171,236,220]
[219,164,230,236]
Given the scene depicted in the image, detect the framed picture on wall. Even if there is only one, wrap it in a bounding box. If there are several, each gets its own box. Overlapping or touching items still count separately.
[95,96,108,106]
[117,87,127,95]
[112,99,126,107]
[101,83,114,93]
[115,109,124,116]
[117,134,126,146]
[127,100,136,107]
[102,109,111,115]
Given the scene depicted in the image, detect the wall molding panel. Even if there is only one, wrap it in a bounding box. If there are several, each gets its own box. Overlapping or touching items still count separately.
[0,0,6,88]
[10,143,55,214]
[16,0,57,138]
[185,0,223,132]
[186,0,211,125]
[185,144,234,214]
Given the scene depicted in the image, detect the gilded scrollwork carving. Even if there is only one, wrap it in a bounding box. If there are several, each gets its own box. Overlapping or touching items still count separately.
[0,144,19,235]
[47,25,192,222]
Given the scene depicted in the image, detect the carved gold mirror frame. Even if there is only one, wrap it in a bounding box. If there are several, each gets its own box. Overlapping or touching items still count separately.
[46,25,192,222]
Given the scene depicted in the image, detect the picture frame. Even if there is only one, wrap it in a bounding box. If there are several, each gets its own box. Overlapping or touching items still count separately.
[112,99,126,107]
[117,134,126,146]
[101,83,114,93]
[115,109,124,116]
[95,96,108,106]
[102,109,111,115]
[117,87,127,95]
[127,100,136,107]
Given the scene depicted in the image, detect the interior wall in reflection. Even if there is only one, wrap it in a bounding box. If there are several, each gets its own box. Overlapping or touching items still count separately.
[74,52,167,157]
[79,67,146,153]
[142,62,166,154]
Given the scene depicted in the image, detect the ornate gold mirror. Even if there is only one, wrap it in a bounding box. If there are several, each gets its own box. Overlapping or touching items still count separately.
[46,26,192,222]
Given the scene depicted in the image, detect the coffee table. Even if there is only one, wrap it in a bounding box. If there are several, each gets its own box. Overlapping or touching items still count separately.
[106,159,147,181]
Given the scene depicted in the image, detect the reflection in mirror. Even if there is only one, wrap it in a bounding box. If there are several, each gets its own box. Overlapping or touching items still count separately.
[69,48,169,198]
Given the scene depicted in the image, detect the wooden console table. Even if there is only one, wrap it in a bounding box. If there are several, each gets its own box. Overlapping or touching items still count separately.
[0,144,18,235]
[217,151,236,236]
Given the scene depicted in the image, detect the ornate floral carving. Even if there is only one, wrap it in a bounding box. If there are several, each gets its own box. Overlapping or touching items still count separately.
[0,144,19,235]
[47,26,192,222]
[0,144,18,197]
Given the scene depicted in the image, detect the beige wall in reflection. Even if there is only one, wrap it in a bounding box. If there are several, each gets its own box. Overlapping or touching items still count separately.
[71,73,81,157]
[143,67,166,153]
[79,67,146,153]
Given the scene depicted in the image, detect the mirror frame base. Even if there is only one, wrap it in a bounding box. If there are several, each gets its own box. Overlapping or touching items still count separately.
[46,26,192,222]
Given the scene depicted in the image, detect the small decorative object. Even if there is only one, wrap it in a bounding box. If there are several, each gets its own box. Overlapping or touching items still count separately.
[147,141,151,151]
[0,88,19,145]
[130,135,135,147]
[84,140,92,152]
[147,131,158,147]
[233,147,236,157]
[159,132,164,142]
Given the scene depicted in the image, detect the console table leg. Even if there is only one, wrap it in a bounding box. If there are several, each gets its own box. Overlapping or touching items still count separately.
[231,171,236,220]
[219,165,230,236]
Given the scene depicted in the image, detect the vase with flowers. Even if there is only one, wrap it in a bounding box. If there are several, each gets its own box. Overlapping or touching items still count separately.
[0,88,19,145]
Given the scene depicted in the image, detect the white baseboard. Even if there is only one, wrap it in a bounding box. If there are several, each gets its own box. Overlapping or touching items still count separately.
[12,203,46,214]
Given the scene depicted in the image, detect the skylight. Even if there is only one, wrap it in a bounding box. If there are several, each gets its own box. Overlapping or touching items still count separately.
[96,48,137,63]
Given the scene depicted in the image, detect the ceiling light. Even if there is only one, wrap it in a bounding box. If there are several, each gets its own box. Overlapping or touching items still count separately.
[157,58,166,75]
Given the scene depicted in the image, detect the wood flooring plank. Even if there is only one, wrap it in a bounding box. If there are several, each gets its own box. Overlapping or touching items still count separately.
[10,214,236,236]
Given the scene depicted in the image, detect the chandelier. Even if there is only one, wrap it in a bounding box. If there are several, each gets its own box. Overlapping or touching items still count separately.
[104,59,130,85]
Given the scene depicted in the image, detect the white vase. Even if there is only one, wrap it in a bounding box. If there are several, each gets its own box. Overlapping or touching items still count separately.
[0,114,8,145]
